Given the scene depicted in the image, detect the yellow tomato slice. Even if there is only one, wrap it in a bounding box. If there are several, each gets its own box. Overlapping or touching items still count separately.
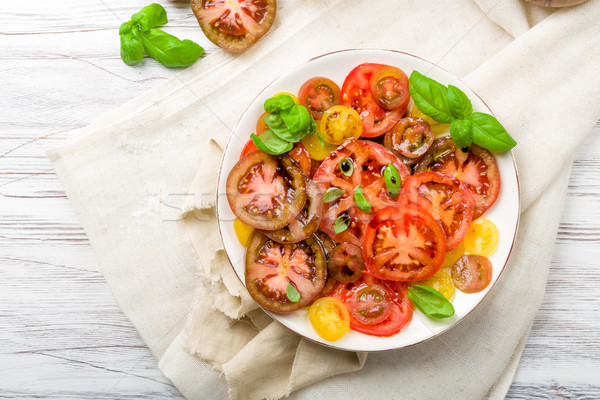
[410,104,449,135]
[416,270,455,300]
[319,105,362,145]
[308,297,350,341]
[463,218,499,256]
[274,92,299,104]
[301,131,337,161]
[442,241,466,269]
[233,218,254,246]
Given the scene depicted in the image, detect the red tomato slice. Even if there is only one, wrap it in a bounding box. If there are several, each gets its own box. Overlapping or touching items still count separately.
[240,112,271,158]
[312,140,411,247]
[289,142,312,177]
[332,274,412,336]
[363,205,446,282]
[298,77,341,120]
[414,137,500,218]
[341,63,407,138]
[402,171,474,250]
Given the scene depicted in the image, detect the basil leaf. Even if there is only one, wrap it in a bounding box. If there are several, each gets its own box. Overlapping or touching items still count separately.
[264,113,289,138]
[139,29,204,68]
[323,188,344,203]
[408,71,453,124]
[354,186,372,213]
[334,215,351,234]
[264,94,296,113]
[280,105,311,140]
[131,3,168,31]
[119,22,144,66]
[447,85,473,118]
[469,112,517,152]
[250,131,293,155]
[383,164,401,199]
[314,131,325,147]
[449,118,473,149]
[408,285,454,319]
[286,283,301,303]
[309,118,318,135]
[339,158,353,176]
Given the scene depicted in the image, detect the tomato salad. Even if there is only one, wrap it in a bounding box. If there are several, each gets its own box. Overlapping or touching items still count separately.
[226,63,514,341]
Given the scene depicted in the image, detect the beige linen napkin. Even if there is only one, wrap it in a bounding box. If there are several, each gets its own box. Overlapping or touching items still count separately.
[47,1,600,399]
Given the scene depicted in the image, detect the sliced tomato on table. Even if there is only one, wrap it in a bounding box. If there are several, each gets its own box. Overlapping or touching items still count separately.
[312,140,410,247]
[332,274,412,336]
[363,205,446,282]
[191,0,277,52]
[402,171,474,250]
[341,63,408,137]
[226,152,306,230]
[245,231,327,313]
[298,77,341,119]
[414,136,500,218]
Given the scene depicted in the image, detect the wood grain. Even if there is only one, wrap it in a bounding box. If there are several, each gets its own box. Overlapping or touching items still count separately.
[1,0,599,399]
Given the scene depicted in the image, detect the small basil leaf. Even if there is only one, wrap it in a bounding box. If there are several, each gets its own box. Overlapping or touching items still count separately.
[339,158,353,176]
[408,71,453,124]
[286,283,301,303]
[449,118,473,149]
[469,112,517,152]
[264,113,289,138]
[334,215,351,234]
[264,94,296,113]
[354,186,372,213]
[280,105,311,140]
[250,131,293,155]
[309,118,318,135]
[131,3,168,31]
[447,85,473,118]
[408,285,455,319]
[119,22,144,66]
[383,164,402,199]
[139,29,204,68]
[323,188,344,203]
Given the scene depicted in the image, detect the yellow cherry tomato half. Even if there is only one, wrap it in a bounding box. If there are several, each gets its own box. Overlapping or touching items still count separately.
[308,297,350,341]
[463,218,499,256]
[301,131,337,161]
[319,105,362,145]
[416,270,455,300]
[273,92,299,104]
[410,103,449,135]
[442,241,466,269]
[233,218,254,246]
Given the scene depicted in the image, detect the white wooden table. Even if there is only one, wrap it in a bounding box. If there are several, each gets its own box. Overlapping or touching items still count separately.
[1,1,599,398]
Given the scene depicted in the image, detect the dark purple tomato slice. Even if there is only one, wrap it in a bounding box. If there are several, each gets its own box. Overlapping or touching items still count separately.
[451,255,493,293]
[384,117,434,165]
[191,0,276,52]
[245,231,327,313]
[226,151,306,231]
[327,243,365,283]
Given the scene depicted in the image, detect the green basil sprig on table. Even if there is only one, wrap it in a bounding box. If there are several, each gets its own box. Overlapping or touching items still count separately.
[251,94,323,155]
[408,284,455,319]
[408,71,517,152]
[286,283,301,303]
[119,3,204,68]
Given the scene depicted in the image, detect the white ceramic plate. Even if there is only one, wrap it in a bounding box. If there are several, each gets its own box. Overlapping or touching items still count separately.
[216,49,520,352]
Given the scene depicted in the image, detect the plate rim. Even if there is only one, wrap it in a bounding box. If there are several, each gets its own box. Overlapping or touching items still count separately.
[215,48,521,352]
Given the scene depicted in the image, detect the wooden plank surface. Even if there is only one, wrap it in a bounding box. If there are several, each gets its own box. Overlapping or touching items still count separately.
[1,1,599,398]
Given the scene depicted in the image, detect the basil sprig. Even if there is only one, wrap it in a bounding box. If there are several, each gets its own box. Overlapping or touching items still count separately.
[119,4,204,68]
[286,283,301,303]
[409,71,517,152]
[354,186,372,213]
[408,285,455,319]
[251,94,321,155]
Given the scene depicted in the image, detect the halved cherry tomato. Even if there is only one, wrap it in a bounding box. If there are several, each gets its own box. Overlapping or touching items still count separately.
[233,218,254,246]
[416,270,455,300]
[369,66,410,111]
[341,63,406,137]
[312,140,410,247]
[319,105,362,145]
[363,205,446,282]
[256,111,270,135]
[463,218,499,256]
[298,77,340,119]
[227,152,306,230]
[245,231,327,313]
[333,274,412,336]
[327,243,365,283]
[410,103,449,135]
[384,117,434,165]
[402,171,474,250]
[414,136,500,218]
[288,142,312,177]
[263,180,323,244]
[442,241,466,268]
[308,297,350,341]
[301,132,337,161]
[451,255,493,293]
[191,0,277,52]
